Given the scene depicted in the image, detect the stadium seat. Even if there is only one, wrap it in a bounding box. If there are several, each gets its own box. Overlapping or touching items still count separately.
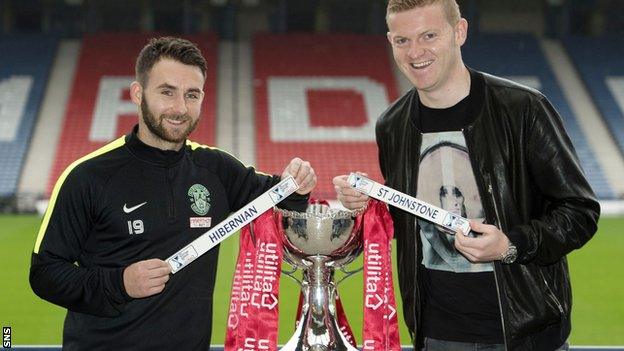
[463,33,615,199]
[47,33,218,195]
[563,36,624,159]
[0,35,57,198]
[253,33,399,199]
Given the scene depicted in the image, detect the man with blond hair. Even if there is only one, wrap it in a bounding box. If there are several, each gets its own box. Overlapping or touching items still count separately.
[334,1,599,350]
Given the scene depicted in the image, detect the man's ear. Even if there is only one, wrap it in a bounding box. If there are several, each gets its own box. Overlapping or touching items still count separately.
[455,18,468,46]
[130,81,142,105]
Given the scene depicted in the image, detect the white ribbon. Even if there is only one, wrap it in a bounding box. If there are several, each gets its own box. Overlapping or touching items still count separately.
[167,176,299,273]
[347,173,471,235]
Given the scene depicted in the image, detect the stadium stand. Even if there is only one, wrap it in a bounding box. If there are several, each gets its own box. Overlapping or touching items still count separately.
[46,33,218,195]
[17,40,80,207]
[463,33,616,199]
[563,36,624,158]
[0,35,57,198]
[539,39,624,200]
[253,33,399,199]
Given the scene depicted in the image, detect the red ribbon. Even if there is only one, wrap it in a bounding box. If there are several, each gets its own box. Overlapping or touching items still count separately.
[362,200,401,350]
[225,200,400,350]
[225,210,282,351]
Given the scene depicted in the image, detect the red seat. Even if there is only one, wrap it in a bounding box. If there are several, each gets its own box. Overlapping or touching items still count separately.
[253,33,398,199]
[48,33,217,194]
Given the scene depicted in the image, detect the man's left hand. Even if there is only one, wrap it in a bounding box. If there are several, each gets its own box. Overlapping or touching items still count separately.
[454,220,510,262]
[282,157,316,195]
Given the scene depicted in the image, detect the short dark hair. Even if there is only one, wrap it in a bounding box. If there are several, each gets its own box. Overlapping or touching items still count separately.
[135,37,207,85]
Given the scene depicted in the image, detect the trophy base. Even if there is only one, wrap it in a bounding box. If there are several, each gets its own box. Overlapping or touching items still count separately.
[280,314,358,351]
[280,281,358,351]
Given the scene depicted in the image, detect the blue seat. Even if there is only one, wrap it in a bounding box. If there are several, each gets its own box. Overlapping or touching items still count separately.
[0,35,57,197]
[463,33,615,199]
[563,36,624,159]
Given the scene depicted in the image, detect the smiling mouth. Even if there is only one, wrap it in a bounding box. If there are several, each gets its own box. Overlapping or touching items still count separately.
[163,118,188,126]
[410,60,433,69]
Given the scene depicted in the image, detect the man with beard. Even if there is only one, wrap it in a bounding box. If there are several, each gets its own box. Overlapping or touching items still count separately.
[30,37,317,350]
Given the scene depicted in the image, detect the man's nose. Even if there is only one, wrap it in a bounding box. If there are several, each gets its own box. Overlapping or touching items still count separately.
[170,94,188,115]
[407,42,424,59]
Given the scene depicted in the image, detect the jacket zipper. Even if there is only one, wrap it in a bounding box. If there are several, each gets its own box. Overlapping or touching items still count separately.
[412,133,422,346]
[487,184,502,228]
[487,181,509,351]
[462,128,508,351]
[539,269,565,319]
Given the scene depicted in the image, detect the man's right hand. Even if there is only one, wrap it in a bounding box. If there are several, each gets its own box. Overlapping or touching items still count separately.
[123,259,172,298]
[333,174,370,211]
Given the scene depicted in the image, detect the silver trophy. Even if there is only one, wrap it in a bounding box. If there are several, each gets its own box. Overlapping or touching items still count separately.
[276,202,364,351]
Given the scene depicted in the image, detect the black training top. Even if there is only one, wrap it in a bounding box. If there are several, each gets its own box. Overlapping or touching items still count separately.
[30,126,308,350]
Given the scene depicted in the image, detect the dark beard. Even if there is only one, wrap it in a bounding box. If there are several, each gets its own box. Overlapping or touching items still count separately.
[141,96,199,143]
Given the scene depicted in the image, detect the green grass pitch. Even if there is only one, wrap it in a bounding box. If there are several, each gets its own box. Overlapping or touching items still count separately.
[1,215,622,346]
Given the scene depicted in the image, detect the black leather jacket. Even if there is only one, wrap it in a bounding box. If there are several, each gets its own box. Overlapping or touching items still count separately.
[376,70,600,351]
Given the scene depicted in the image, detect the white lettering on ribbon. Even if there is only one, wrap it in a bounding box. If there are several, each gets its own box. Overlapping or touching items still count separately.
[267,77,388,141]
[363,339,376,350]
[227,261,242,328]
[364,242,384,310]
[89,76,135,142]
[242,337,270,350]
[240,252,253,318]
[251,242,279,310]
[0,76,33,142]
[606,76,624,117]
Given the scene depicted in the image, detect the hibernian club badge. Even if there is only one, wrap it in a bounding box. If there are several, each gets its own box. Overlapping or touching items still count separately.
[188,184,211,216]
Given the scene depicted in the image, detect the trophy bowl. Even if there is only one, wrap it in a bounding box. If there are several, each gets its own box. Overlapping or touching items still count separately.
[275,203,364,351]
[278,202,363,269]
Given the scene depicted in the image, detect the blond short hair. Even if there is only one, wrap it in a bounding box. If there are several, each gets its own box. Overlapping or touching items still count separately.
[386,0,461,25]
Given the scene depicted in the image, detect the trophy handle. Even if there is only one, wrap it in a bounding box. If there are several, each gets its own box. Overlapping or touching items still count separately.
[335,266,363,286]
[282,266,303,286]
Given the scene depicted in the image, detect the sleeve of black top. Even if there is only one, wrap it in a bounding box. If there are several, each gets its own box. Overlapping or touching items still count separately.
[506,96,600,265]
[29,166,131,317]
[219,151,309,213]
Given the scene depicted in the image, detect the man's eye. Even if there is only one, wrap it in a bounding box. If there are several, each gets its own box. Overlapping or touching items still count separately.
[425,33,437,40]
[186,93,199,100]
[161,90,173,96]
[395,38,407,45]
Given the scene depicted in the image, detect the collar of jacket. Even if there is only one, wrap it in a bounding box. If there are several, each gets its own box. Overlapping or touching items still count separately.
[124,125,187,166]
[408,67,487,132]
